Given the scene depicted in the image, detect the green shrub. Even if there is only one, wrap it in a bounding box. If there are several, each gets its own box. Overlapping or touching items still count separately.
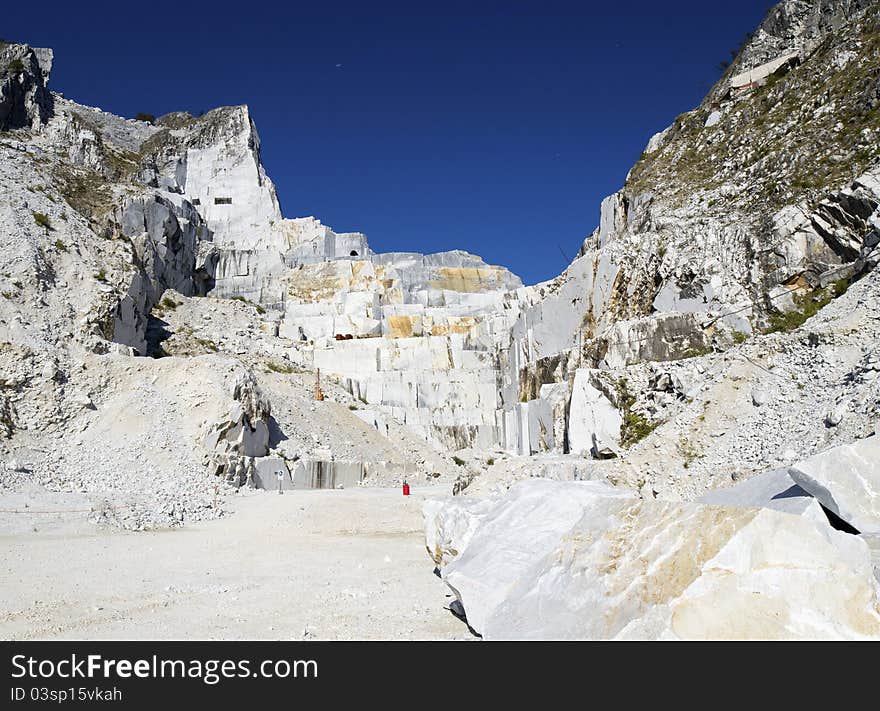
[763,280,849,334]
[830,277,851,298]
[486,457,495,466]
[680,344,713,359]
[452,456,465,467]
[193,337,219,352]
[621,411,660,448]
[134,112,156,124]
[53,239,67,252]
[7,58,24,74]
[265,360,297,374]
[677,437,701,469]
[731,330,749,344]
[615,377,635,411]
[94,269,106,282]
[616,377,661,447]
[32,212,51,230]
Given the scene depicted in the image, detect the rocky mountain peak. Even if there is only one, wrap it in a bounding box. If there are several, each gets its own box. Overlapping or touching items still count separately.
[0,40,53,130]
[729,0,875,78]
[572,0,879,338]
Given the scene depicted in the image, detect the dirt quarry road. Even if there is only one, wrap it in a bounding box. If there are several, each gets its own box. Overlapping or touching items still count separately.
[0,485,468,640]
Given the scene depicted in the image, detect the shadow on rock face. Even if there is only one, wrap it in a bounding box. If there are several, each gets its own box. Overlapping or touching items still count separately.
[267,416,288,448]
[145,314,172,358]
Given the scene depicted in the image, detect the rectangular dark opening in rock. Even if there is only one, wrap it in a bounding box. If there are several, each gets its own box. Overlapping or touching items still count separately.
[214,197,232,205]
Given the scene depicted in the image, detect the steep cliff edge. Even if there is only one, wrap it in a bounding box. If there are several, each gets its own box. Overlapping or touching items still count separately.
[496,0,880,468]
[587,0,880,328]
[0,41,53,130]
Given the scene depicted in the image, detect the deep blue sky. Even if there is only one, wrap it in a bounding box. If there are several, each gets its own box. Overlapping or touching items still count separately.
[6,1,773,284]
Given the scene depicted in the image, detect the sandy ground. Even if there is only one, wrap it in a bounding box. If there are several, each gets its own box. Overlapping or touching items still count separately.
[0,484,470,640]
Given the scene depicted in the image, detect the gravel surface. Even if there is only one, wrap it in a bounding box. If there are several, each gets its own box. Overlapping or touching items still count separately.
[0,484,469,640]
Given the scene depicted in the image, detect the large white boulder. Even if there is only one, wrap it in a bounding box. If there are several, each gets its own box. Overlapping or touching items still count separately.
[423,495,498,569]
[568,370,621,457]
[787,436,880,534]
[698,467,815,515]
[431,479,880,640]
[434,479,633,633]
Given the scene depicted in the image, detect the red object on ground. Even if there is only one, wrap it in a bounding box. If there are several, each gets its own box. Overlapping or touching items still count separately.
[402,483,410,496]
